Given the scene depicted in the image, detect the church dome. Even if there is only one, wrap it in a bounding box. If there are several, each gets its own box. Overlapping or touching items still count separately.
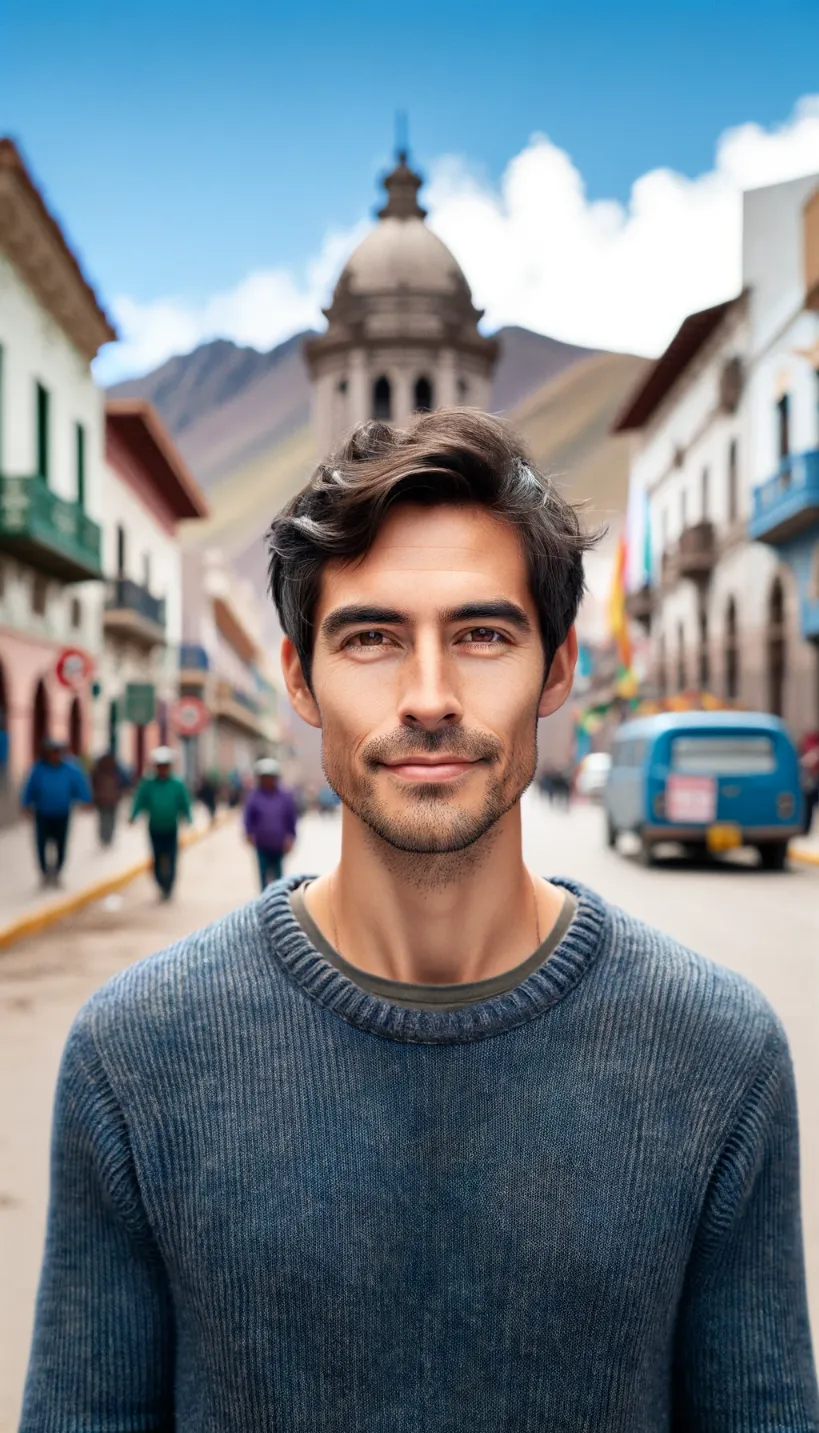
[335,153,471,299]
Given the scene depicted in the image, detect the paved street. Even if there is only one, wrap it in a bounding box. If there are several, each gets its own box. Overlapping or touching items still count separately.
[1,795,818,1428]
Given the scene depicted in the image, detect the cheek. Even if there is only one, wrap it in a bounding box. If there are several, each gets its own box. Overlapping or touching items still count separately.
[461,663,543,728]
[314,664,395,741]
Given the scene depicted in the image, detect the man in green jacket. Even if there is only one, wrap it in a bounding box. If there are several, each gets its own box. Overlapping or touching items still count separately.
[130,746,192,901]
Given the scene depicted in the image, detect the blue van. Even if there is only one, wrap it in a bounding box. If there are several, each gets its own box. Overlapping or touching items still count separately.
[604,711,803,869]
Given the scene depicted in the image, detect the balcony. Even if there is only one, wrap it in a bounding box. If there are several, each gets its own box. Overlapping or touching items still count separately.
[213,679,264,735]
[179,643,209,686]
[677,521,716,582]
[749,450,819,545]
[625,583,654,629]
[104,578,166,647]
[0,474,102,581]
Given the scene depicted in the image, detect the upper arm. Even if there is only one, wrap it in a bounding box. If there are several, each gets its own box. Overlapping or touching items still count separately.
[19,1007,174,1430]
[671,1020,819,1429]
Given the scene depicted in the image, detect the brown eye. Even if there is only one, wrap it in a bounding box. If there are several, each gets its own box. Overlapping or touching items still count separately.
[463,628,504,644]
[351,631,385,646]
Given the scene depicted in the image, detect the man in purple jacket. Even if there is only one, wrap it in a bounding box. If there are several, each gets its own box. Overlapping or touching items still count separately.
[243,757,298,890]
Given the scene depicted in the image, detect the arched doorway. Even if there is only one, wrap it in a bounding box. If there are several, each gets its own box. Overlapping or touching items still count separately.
[32,679,49,760]
[724,597,739,701]
[372,376,392,420]
[414,375,433,412]
[767,576,786,718]
[69,696,83,757]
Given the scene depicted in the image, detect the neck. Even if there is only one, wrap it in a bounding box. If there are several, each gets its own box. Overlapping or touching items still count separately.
[305,804,564,985]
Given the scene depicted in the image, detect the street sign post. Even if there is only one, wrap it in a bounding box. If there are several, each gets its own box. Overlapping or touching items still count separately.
[170,695,210,738]
[124,683,156,726]
[55,647,94,690]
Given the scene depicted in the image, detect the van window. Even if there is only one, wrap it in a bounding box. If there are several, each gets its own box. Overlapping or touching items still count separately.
[670,735,776,775]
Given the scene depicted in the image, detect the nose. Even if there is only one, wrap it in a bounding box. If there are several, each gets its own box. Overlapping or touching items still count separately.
[396,633,463,732]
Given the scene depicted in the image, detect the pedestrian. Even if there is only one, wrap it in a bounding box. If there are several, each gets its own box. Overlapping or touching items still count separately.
[22,410,819,1428]
[20,736,91,888]
[90,750,129,847]
[129,746,192,901]
[243,757,298,890]
[196,770,219,824]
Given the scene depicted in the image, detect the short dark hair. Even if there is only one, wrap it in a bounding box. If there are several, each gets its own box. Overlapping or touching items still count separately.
[267,408,602,686]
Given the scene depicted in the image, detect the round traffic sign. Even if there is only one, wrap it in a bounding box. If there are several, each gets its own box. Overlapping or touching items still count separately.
[56,647,94,690]
[170,695,210,737]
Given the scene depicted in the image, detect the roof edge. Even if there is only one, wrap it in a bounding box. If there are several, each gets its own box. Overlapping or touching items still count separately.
[106,399,209,521]
[611,294,745,434]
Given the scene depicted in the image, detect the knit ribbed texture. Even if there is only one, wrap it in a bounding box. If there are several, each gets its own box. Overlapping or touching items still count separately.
[20,875,819,1431]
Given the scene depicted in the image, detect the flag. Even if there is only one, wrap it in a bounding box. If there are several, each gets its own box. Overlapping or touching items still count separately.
[607,534,632,672]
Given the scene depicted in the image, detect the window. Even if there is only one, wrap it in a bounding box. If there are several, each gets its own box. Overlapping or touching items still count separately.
[32,573,48,616]
[337,378,348,395]
[372,376,391,420]
[698,608,709,689]
[75,422,86,508]
[116,524,126,577]
[36,382,49,482]
[414,375,433,412]
[671,735,776,776]
[727,439,739,522]
[70,596,82,630]
[701,467,709,521]
[725,597,739,700]
[776,394,790,463]
[457,377,468,403]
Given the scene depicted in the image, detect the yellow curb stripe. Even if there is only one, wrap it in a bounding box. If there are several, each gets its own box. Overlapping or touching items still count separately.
[0,811,235,953]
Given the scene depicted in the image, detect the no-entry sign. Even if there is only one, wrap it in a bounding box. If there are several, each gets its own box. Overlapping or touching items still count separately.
[55,647,94,690]
[170,695,210,737]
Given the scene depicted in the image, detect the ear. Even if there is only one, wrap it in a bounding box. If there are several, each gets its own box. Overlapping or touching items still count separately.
[281,637,321,730]
[537,626,578,720]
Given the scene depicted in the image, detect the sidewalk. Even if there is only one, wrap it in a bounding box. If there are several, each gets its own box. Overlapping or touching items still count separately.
[0,804,224,948]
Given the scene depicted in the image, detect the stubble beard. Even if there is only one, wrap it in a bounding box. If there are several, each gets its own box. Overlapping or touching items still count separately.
[321,722,539,889]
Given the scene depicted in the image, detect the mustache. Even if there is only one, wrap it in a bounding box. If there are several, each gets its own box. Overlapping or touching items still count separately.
[363,728,503,769]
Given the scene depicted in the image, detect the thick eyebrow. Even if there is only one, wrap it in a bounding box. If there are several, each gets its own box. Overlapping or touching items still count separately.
[320,605,410,640]
[320,599,533,642]
[442,601,533,632]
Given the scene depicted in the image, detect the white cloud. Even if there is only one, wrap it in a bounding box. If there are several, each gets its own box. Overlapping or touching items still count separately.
[95,97,819,383]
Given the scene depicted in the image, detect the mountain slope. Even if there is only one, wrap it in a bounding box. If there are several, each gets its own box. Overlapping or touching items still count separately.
[109,325,598,490]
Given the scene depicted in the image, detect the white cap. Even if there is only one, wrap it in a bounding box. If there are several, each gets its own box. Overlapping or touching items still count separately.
[255,757,280,776]
[150,746,176,765]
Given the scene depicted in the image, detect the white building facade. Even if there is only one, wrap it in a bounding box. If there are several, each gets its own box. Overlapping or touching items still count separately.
[0,138,115,818]
[616,170,819,740]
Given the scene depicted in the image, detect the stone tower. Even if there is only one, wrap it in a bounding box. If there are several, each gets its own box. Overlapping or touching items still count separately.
[305,151,498,454]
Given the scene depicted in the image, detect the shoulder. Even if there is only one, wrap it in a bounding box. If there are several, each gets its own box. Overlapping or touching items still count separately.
[597,891,786,1069]
[76,898,272,1061]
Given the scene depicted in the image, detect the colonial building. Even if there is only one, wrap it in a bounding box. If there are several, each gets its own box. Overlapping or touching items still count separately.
[98,400,208,774]
[180,548,279,787]
[305,151,498,452]
[0,138,115,815]
[615,170,819,740]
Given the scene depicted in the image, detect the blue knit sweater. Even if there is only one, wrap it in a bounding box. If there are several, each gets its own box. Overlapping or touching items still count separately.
[21,876,819,1431]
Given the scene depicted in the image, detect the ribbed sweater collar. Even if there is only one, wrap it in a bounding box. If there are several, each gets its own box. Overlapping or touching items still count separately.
[257,875,610,1045]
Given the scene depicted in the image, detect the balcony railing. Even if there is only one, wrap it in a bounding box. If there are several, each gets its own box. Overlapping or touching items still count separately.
[677,521,716,582]
[749,450,819,545]
[625,583,653,629]
[106,578,165,627]
[179,643,210,671]
[0,474,102,582]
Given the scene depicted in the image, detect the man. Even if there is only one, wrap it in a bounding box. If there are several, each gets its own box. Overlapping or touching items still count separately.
[90,749,129,846]
[22,411,819,1429]
[21,736,91,887]
[243,756,298,889]
[129,746,192,901]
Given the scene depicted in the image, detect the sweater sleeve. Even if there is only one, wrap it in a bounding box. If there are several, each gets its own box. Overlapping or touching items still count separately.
[19,1005,174,1431]
[671,1018,819,1430]
[131,778,148,820]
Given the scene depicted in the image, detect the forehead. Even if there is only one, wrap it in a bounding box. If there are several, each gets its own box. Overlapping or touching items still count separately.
[316,503,532,614]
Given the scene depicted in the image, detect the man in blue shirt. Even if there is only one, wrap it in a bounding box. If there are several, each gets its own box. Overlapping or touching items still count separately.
[21,737,92,887]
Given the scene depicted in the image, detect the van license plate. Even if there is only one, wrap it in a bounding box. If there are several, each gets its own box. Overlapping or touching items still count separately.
[706,823,742,853]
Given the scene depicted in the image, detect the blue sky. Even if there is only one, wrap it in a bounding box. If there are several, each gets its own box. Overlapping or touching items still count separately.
[3,0,819,376]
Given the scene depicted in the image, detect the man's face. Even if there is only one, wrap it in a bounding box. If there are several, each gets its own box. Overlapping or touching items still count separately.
[156,763,171,780]
[260,774,277,791]
[283,503,576,855]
